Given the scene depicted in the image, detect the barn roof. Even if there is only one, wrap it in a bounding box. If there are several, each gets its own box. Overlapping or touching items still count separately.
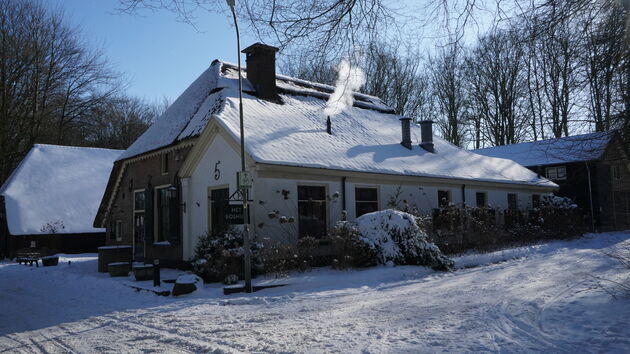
[0,144,122,235]
[472,132,614,167]
[116,60,554,188]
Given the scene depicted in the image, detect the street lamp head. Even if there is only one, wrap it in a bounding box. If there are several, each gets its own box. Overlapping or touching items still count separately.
[226,0,235,7]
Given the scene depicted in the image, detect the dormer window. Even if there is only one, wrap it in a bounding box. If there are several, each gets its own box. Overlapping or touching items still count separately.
[161,153,169,175]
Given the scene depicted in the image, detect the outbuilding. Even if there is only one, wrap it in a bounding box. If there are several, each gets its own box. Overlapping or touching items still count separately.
[0,144,122,257]
[474,131,630,231]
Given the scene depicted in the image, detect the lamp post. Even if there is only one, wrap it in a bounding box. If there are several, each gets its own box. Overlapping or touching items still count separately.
[226,0,252,293]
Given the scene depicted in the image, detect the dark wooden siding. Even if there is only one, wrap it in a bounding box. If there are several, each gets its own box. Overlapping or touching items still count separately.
[104,145,192,263]
[526,136,630,231]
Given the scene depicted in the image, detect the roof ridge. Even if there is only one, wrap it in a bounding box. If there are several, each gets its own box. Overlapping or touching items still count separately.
[33,143,123,152]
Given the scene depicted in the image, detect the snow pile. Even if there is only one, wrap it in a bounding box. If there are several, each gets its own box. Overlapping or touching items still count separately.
[1,234,630,352]
[355,209,454,271]
[176,274,202,285]
[0,144,121,235]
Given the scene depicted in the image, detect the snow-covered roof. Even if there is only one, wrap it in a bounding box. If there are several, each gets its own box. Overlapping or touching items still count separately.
[0,144,122,235]
[118,60,554,188]
[472,132,614,167]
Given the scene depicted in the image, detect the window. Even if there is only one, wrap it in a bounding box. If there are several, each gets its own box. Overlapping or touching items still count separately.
[438,190,451,208]
[115,220,123,242]
[355,187,378,217]
[532,194,541,208]
[161,153,169,175]
[134,190,145,211]
[545,166,566,180]
[475,192,487,208]
[298,186,327,238]
[507,193,518,210]
[612,164,621,180]
[155,186,179,244]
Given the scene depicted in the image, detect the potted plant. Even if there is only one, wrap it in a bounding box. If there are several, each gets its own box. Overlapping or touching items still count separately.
[41,255,59,267]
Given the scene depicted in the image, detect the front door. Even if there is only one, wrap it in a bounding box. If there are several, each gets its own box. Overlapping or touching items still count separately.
[210,188,230,235]
[133,213,145,260]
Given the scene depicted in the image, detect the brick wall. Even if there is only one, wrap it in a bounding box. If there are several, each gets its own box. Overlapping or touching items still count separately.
[105,145,192,263]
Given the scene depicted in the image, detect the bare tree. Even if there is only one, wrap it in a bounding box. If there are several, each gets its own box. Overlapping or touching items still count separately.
[430,43,468,147]
[281,42,434,120]
[0,0,121,184]
[465,28,529,147]
[84,96,164,149]
[362,43,432,119]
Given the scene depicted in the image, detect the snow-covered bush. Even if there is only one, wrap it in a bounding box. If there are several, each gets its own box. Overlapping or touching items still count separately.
[428,196,586,254]
[257,239,300,277]
[327,222,378,269]
[192,226,262,283]
[354,209,454,271]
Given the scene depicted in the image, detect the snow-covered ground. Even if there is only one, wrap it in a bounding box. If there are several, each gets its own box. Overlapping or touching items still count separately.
[1,233,629,353]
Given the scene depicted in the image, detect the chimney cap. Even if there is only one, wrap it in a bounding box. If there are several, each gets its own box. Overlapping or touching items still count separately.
[242,42,279,54]
[418,120,434,124]
[399,117,412,121]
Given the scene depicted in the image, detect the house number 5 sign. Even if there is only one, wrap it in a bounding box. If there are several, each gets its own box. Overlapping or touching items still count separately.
[214,161,221,180]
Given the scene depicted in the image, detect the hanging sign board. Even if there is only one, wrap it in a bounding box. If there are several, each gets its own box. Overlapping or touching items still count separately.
[224,204,249,225]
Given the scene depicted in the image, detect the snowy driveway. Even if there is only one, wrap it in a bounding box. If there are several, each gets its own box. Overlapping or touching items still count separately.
[1,233,629,353]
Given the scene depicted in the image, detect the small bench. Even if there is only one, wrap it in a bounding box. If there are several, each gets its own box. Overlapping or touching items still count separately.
[16,252,41,267]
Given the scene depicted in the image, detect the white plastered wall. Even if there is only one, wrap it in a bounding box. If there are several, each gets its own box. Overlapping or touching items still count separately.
[183,133,243,260]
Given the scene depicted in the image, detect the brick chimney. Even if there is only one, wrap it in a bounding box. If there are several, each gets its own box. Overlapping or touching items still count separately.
[400,117,412,149]
[419,120,434,153]
[241,43,279,101]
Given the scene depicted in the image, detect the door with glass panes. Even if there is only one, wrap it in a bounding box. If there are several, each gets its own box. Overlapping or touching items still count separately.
[298,186,327,238]
[133,190,145,260]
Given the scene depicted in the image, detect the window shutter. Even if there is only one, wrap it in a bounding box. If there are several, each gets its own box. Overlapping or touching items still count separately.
[167,182,181,244]
[144,183,154,242]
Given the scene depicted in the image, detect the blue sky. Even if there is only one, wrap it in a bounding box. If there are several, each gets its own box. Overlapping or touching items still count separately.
[48,0,257,102]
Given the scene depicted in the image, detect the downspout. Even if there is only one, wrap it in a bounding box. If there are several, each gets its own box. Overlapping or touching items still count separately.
[341,176,347,220]
[461,184,466,207]
[585,162,596,232]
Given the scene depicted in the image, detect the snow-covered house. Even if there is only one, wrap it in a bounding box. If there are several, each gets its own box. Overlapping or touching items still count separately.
[94,43,556,264]
[474,131,630,231]
[0,144,122,257]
